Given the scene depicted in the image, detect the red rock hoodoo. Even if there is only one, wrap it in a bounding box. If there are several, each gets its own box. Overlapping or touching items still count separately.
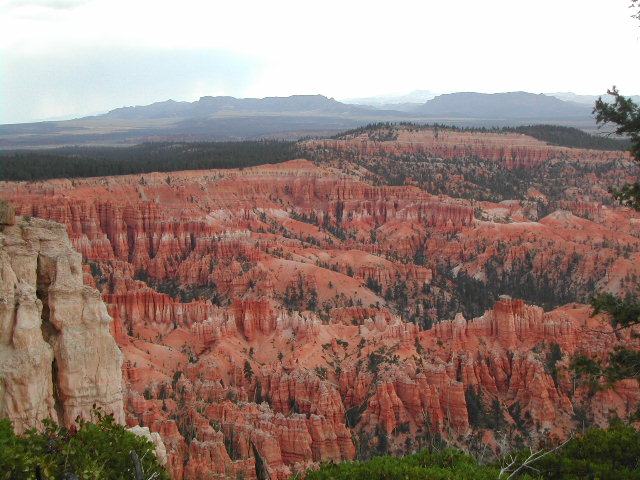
[2,126,638,479]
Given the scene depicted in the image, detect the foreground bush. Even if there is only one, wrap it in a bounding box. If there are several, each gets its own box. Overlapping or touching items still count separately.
[0,412,169,480]
[297,448,535,480]
[533,423,640,480]
[297,425,640,480]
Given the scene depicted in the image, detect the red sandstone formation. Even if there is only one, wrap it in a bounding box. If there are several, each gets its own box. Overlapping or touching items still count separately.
[304,129,633,169]
[1,126,638,479]
[90,296,639,478]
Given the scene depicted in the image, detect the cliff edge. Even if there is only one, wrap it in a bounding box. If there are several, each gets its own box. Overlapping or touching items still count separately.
[0,212,124,433]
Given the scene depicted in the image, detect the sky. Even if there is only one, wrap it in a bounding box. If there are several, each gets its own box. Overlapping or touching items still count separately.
[1,0,639,124]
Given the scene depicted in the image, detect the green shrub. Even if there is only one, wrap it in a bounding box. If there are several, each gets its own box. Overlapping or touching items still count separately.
[0,412,169,480]
[533,423,640,480]
[296,448,524,480]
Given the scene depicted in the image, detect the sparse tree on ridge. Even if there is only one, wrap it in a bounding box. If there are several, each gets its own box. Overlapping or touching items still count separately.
[593,86,640,209]
[571,22,640,390]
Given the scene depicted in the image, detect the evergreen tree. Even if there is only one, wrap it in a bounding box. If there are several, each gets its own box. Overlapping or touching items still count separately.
[593,86,640,209]
[572,20,640,389]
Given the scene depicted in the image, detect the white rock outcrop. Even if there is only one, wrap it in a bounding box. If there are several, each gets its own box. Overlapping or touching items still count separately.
[128,425,168,466]
[0,217,124,433]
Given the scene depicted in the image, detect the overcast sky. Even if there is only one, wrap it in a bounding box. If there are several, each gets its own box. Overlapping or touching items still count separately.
[1,0,639,124]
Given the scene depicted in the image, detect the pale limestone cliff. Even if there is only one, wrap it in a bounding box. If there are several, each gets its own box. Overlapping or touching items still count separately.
[128,425,168,466]
[0,217,124,433]
[0,199,14,226]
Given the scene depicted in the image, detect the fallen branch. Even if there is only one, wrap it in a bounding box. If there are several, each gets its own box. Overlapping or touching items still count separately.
[498,435,573,480]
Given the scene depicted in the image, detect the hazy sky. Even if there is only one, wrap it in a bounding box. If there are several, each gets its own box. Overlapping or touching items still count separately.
[1,0,639,124]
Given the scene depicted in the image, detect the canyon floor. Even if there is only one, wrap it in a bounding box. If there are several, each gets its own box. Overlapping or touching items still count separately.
[1,125,639,479]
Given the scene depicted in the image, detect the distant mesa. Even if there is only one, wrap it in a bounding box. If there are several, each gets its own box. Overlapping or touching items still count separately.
[102,94,370,121]
[413,91,592,119]
[341,90,640,116]
[546,91,640,105]
[101,91,594,122]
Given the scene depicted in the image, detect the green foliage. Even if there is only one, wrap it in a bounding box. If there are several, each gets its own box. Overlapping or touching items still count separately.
[282,276,318,312]
[451,270,496,319]
[571,347,640,389]
[571,292,640,390]
[612,181,640,212]
[295,449,512,480]
[593,87,640,209]
[509,124,631,151]
[464,388,505,430]
[141,276,221,306]
[413,249,426,266]
[428,256,593,323]
[243,360,254,381]
[364,276,382,295]
[572,406,595,433]
[295,425,640,480]
[345,401,368,429]
[366,346,400,375]
[224,427,240,461]
[566,80,640,396]
[533,423,640,479]
[545,343,563,385]
[374,426,389,456]
[465,387,485,429]
[568,84,640,393]
[0,413,169,480]
[0,140,299,181]
[591,292,640,329]
[330,122,400,141]
[594,87,640,162]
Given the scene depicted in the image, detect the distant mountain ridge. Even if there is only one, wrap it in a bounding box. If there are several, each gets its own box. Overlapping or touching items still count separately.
[99,91,596,122]
[102,94,372,120]
[342,90,640,113]
[1,91,628,148]
[546,92,640,105]
[414,91,591,119]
